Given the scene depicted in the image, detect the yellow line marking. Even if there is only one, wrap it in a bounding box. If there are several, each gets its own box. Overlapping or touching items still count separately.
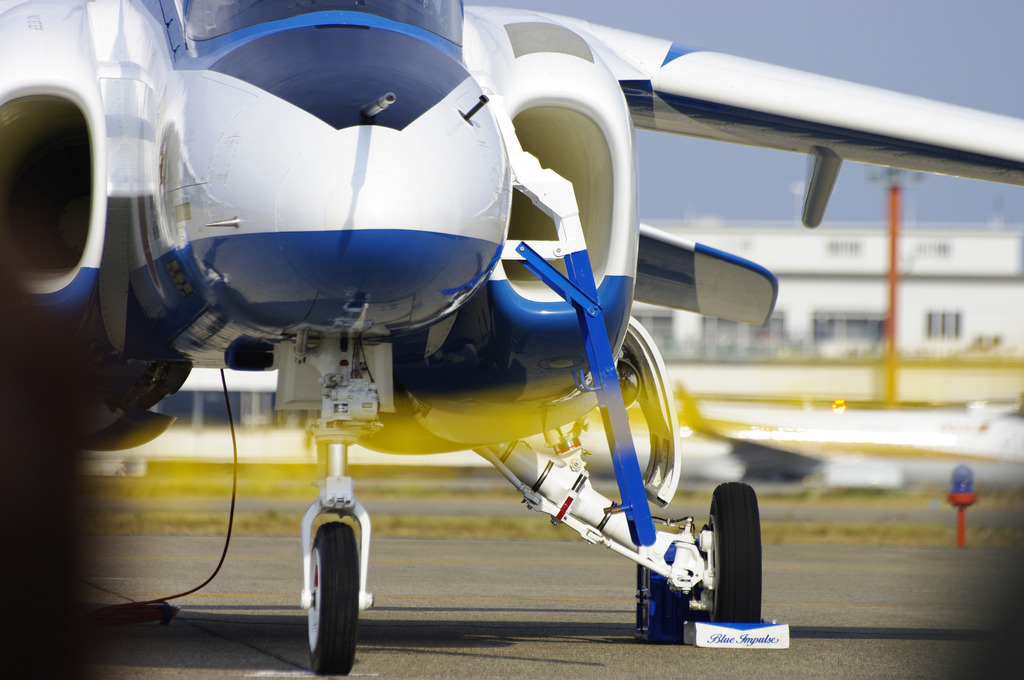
[371,559,624,567]
[764,564,972,574]
[89,593,634,604]
[93,556,626,567]
[93,556,976,575]
[90,593,293,599]
[373,595,633,604]
[89,592,987,612]
[765,601,984,611]
[90,556,293,562]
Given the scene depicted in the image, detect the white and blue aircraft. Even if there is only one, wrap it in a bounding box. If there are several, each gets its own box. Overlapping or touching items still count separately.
[5,0,1024,673]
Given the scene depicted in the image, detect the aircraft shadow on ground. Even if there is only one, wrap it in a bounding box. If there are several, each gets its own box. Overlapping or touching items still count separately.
[87,608,636,666]
[790,625,990,642]
[86,608,1021,676]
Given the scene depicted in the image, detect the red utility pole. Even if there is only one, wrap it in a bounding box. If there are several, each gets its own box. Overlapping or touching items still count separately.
[884,173,901,409]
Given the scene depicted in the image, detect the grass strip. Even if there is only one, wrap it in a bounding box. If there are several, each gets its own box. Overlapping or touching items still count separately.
[760,521,1024,547]
[83,468,1024,510]
[82,511,575,541]
[82,511,1024,548]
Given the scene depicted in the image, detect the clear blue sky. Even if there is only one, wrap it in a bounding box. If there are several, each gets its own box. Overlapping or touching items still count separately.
[473,1,1024,226]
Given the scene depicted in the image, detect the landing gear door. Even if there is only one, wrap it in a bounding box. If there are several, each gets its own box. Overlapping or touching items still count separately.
[622,317,680,507]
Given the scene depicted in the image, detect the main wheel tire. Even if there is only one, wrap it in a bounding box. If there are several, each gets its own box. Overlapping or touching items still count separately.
[710,482,762,623]
[309,522,359,675]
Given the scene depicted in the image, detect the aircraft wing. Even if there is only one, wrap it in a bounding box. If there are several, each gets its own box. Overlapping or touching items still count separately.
[635,224,777,326]
[535,14,1024,223]
[571,19,1024,182]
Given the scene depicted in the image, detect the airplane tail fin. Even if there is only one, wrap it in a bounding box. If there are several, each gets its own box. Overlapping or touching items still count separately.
[675,381,719,438]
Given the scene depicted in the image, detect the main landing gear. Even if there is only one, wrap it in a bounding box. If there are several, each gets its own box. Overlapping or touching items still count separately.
[478,440,764,632]
[492,232,761,625]
[709,482,762,624]
[470,294,762,630]
[487,112,762,637]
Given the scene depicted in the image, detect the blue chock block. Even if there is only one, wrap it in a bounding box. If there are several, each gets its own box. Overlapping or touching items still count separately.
[635,566,707,642]
[635,566,789,648]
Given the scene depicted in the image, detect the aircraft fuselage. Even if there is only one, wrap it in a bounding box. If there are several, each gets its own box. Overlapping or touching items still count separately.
[7,0,638,450]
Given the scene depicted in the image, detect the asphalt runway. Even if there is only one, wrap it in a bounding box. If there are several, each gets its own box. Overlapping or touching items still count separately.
[81,534,1024,679]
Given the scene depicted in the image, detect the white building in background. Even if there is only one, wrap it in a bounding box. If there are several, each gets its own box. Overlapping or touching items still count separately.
[634,219,1024,360]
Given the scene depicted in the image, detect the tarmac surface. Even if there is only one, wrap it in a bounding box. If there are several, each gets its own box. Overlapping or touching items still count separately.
[82,533,1024,679]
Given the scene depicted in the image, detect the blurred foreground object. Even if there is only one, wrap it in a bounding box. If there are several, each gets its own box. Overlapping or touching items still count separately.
[0,253,89,677]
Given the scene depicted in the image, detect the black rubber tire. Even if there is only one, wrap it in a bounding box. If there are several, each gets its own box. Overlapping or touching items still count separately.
[309,522,360,675]
[710,482,762,623]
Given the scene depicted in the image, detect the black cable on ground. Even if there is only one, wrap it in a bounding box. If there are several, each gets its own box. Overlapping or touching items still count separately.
[84,370,239,626]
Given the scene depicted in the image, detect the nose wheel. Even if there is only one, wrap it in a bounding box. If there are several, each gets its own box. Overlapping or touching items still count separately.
[309,522,360,675]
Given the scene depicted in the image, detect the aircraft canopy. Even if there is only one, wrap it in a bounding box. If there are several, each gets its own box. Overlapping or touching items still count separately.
[185,0,463,44]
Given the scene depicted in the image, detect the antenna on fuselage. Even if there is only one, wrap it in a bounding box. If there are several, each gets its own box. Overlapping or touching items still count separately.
[460,95,489,123]
[360,92,396,122]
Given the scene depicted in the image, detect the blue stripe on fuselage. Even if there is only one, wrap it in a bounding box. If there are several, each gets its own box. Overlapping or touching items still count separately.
[392,275,633,404]
[124,235,633,420]
[124,229,501,358]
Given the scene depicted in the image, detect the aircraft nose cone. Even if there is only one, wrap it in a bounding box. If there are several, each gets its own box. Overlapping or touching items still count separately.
[277,165,430,308]
[324,168,422,234]
[276,124,508,333]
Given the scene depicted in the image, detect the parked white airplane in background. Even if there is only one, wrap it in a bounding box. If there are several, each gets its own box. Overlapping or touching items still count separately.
[5,0,1024,674]
[695,399,1024,462]
[675,388,1024,487]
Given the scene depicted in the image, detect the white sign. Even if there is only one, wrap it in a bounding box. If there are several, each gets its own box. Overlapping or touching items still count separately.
[684,621,790,649]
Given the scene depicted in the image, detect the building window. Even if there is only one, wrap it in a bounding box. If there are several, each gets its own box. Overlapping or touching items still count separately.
[827,240,862,257]
[913,241,952,259]
[812,312,885,343]
[926,311,961,339]
[632,311,675,352]
[701,312,786,357]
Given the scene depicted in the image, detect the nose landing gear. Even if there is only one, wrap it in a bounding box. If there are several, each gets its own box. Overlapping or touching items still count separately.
[309,522,360,675]
[301,436,374,676]
[291,335,382,675]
